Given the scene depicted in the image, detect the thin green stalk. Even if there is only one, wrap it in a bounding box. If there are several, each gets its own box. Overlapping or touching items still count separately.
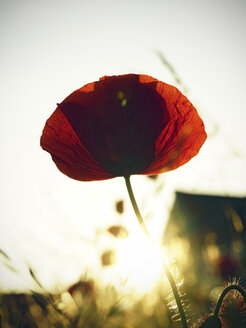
[124,176,151,238]
[124,175,188,328]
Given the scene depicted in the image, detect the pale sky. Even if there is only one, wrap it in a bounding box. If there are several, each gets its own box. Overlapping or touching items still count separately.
[0,0,245,292]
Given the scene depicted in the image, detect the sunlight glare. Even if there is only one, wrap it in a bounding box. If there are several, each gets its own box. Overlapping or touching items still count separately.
[115,230,164,295]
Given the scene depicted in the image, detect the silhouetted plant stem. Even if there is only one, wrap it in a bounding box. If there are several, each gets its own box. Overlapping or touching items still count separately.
[124,175,188,328]
[213,284,246,318]
[124,176,151,238]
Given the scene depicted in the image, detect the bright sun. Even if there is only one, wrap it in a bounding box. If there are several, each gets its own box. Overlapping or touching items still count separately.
[115,229,164,295]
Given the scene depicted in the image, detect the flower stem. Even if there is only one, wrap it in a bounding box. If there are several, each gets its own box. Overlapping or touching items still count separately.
[124,176,151,238]
[124,175,188,328]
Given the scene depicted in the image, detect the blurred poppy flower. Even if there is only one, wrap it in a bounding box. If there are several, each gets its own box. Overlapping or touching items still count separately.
[108,225,128,238]
[216,255,238,279]
[68,280,94,296]
[115,200,124,214]
[41,74,206,181]
[101,250,116,266]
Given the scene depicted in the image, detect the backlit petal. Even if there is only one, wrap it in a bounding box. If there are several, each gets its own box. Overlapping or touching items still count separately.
[142,81,207,174]
[58,74,168,177]
[40,108,112,181]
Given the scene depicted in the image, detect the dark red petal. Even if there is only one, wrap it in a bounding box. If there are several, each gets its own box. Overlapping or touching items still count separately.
[40,107,113,181]
[142,81,207,175]
[59,74,169,177]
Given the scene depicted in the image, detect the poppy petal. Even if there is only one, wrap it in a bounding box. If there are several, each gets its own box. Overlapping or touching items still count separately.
[58,74,169,177]
[142,81,207,175]
[40,107,113,181]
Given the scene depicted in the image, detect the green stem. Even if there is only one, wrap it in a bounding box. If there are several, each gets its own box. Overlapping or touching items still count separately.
[124,176,151,238]
[124,175,188,328]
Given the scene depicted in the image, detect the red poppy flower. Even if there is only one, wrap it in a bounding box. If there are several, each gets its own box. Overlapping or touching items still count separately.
[40,74,206,181]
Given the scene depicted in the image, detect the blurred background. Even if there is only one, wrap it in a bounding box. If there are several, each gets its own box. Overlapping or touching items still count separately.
[1,0,246,326]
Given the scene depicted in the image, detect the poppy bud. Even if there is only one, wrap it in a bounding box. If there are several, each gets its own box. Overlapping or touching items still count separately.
[198,315,222,328]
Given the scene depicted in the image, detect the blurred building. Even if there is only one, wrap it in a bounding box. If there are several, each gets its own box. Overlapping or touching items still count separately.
[164,192,246,287]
